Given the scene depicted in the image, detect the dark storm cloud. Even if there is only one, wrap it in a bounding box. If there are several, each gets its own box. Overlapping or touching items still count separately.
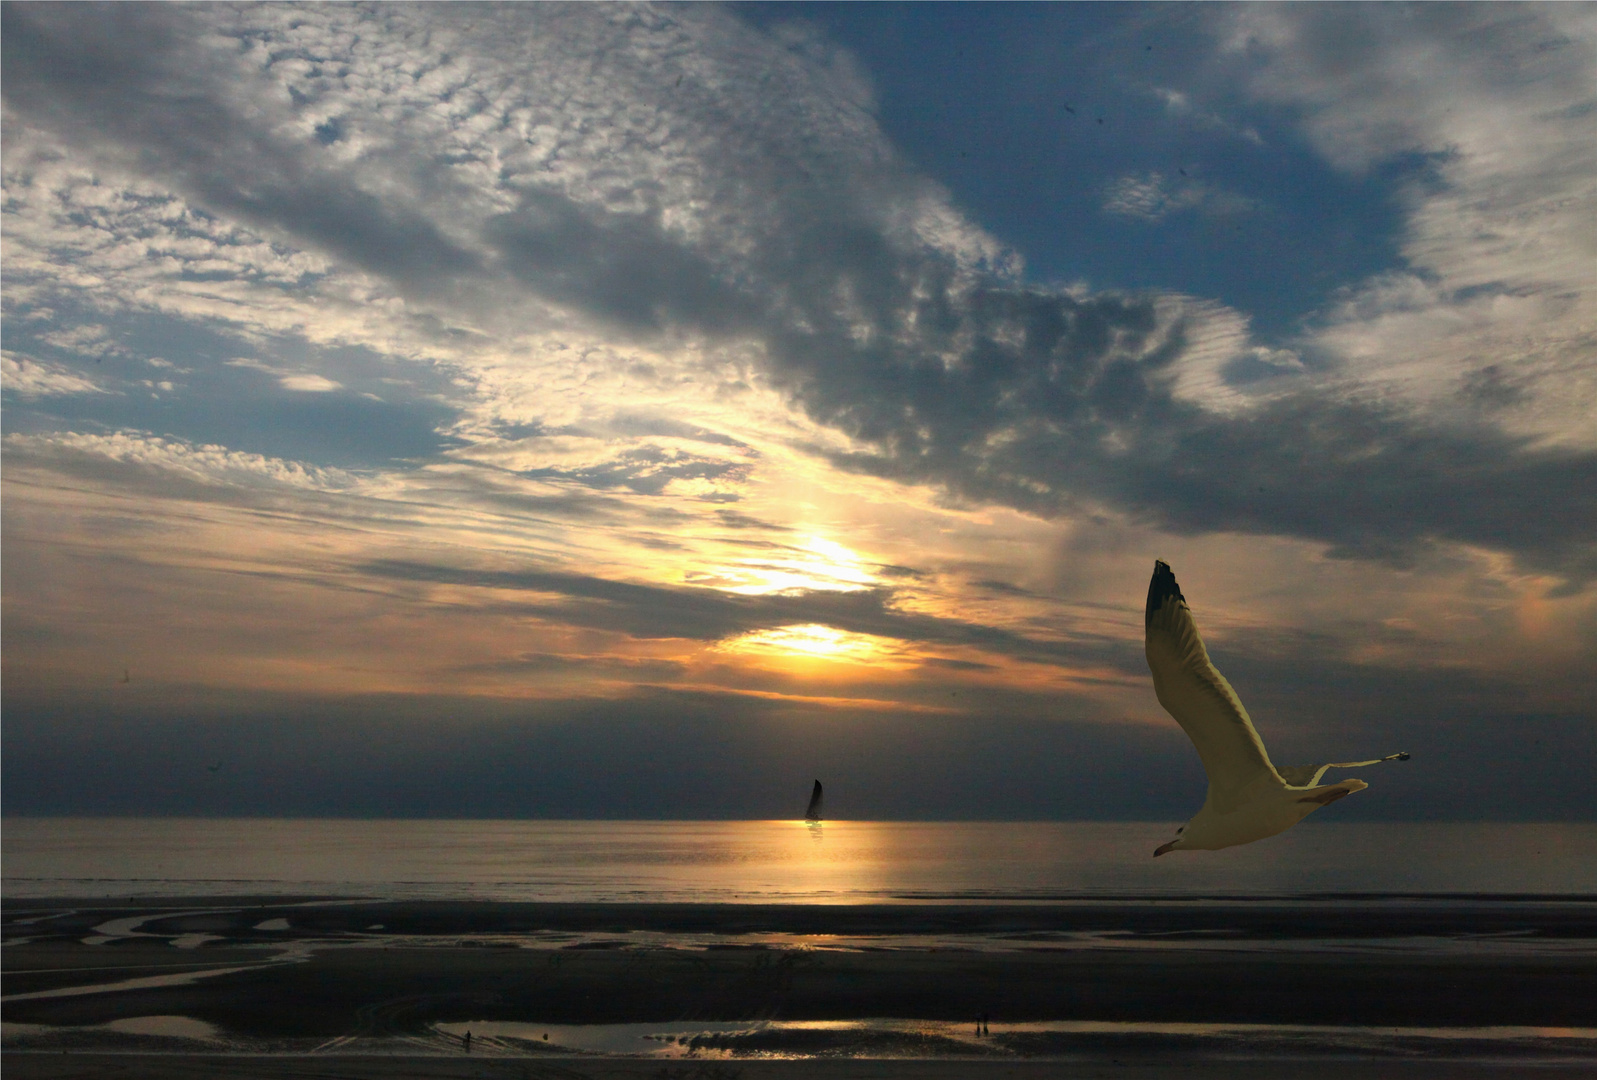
[358,558,1121,667]
[486,189,759,336]
[841,355,1597,574]
[434,479,630,523]
[975,579,1039,597]
[0,686,1187,819]
[5,674,1592,820]
[724,239,1597,575]
[920,657,998,672]
[464,652,688,682]
[1124,397,1597,572]
[712,508,790,531]
[6,1,1593,578]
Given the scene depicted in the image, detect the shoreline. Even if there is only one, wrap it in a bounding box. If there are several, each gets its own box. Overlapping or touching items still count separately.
[9,894,1597,933]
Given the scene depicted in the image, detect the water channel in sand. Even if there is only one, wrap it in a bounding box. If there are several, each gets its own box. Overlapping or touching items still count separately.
[6,1015,1596,1059]
[431,1017,1597,1059]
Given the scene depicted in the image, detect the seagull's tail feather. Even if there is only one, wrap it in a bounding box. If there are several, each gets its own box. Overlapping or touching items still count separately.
[1279,753,1410,789]
[1296,779,1368,806]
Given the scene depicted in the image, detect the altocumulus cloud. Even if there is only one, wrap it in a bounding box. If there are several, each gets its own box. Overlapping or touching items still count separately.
[5,1,1593,580]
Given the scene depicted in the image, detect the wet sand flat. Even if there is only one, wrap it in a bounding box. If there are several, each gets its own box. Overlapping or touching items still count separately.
[8,939,1594,1032]
[5,1054,1595,1080]
[4,898,1595,1072]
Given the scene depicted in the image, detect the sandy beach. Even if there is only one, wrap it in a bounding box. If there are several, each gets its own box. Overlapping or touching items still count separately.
[5,898,1595,1077]
[3,1053,1589,1080]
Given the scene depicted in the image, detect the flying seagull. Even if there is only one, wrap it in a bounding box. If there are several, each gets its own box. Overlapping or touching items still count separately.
[1145,560,1408,856]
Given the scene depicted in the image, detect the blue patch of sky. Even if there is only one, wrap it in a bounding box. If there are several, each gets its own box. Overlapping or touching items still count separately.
[2,307,463,469]
[738,2,1426,340]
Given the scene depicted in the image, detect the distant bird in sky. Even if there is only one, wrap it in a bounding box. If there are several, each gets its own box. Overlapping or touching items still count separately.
[804,780,824,823]
[1144,561,1408,856]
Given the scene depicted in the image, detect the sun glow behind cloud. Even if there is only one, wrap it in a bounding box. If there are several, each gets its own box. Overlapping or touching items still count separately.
[721,623,901,665]
[688,537,879,596]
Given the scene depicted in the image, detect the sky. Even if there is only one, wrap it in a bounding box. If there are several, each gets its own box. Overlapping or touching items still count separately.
[3,2,1594,820]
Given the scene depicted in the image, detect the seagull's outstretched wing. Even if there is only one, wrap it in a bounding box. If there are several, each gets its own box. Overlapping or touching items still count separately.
[1145,561,1281,812]
[1277,753,1410,789]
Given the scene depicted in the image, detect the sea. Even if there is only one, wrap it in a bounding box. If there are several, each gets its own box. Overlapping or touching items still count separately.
[4,818,1595,901]
[6,819,1597,1062]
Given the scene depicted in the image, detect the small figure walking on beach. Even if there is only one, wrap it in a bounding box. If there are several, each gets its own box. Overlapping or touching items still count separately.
[463,1029,471,1053]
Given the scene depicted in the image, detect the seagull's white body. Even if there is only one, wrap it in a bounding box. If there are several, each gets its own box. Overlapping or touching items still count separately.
[1145,560,1408,856]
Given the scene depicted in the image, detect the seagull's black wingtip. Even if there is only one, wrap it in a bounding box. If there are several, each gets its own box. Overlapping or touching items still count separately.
[1146,560,1184,626]
[1394,752,1410,761]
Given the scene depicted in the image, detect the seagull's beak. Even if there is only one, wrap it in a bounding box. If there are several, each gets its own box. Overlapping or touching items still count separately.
[1153,840,1180,857]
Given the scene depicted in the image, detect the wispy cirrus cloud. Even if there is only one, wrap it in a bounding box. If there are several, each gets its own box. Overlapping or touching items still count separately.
[2,430,361,493]
[1103,170,1259,222]
[225,359,343,394]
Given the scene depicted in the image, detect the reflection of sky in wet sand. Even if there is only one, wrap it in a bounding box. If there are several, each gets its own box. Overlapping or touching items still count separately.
[0,952,305,1004]
[104,1015,221,1040]
[3,1014,220,1042]
[0,906,316,1005]
[323,927,1597,960]
[433,1018,1597,1059]
[7,1013,1596,1059]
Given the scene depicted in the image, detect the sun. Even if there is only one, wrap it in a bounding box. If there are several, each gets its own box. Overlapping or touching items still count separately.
[722,624,895,664]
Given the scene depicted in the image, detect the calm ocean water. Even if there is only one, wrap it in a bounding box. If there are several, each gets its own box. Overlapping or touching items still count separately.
[5,819,1594,902]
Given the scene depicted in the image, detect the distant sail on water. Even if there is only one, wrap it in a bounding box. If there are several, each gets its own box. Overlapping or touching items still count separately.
[804,780,823,822]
